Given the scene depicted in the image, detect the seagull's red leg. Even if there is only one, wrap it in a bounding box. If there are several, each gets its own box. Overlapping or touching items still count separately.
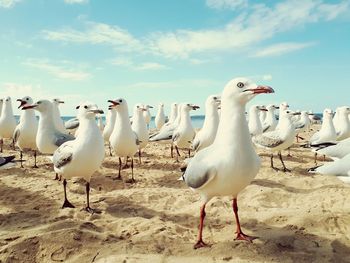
[232,198,257,242]
[194,204,210,249]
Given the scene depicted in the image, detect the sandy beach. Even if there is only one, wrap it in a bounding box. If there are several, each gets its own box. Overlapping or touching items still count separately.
[0,128,350,263]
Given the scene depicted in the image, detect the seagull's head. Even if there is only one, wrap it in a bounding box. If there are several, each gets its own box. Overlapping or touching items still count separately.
[3,96,11,104]
[338,106,350,116]
[159,103,164,108]
[134,104,147,114]
[52,98,64,106]
[108,98,128,112]
[206,95,221,109]
[266,104,278,111]
[223,77,274,104]
[183,103,200,112]
[144,105,153,110]
[17,96,33,109]
[22,99,52,112]
[280,102,289,110]
[323,108,334,118]
[76,102,103,119]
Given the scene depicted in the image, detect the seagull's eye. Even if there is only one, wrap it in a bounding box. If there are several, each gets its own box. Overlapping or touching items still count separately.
[37,101,41,104]
[119,100,122,103]
[213,97,217,100]
[84,105,88,109]
[237,82,244,88]
[137,106,139,108]
[26,98,29,101]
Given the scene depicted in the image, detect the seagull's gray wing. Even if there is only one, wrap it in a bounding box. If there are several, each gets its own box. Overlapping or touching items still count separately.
[53,146,73,168]
[149,129,173,141]
[54,132,75,147]
[253,132,284,148]
[13,128,20,144]
[0,155,15,166]
[65,118,79,130]
[184,164,217,189]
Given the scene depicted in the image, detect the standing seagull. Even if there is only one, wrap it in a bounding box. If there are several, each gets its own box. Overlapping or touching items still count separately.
[109,98,138,182]
[103,107,117,156]
[0,98,3,118]
[335,106,350,141]
[13,96,39,168]
[253,110,297,172]
[155,103,166,130]
[183,77,274,248]
[262,104,279,133]
[168,103,178,124]
[192,95,220,153]
[0,97,17,152]
[53,102,105,212]
[143,105,153,129]
[52,98,67,134]
[172,103,199,161]
[22,100,74,178]
[131,104,149,163]
[248,105,265,136]
[294,111,312,142]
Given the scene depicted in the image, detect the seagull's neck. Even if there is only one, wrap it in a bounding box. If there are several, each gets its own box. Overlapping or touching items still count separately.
[76,117,99,141]
[116,109,133,131]
[179,109,192,128]
[339,113,350,124]
[266,109,276,123]
[3,104,14,117]
[169,108,177,123]
[249,109,261,127]
[107,110,116,125]
[38,110,56,130]
[320,115,335,133]
[202,105,219,130]
[214,99,252,148]
[20,109,37,124]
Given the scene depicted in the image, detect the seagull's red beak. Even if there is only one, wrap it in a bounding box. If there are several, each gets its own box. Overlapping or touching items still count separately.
[252,85,274,94]
[22,104,38,110]
[17,99,27,109]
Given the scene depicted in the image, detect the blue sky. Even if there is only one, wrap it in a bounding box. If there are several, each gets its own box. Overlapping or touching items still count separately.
[0,0,349,116]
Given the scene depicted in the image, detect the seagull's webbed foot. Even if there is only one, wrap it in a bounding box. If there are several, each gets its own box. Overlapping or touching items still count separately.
[62,199,75,209]
[283,167,291,173]
[32,165,39,169]
[235,232,257,243]
[83,206,101,214]
[193,240,211,249]
[271,166,279,172]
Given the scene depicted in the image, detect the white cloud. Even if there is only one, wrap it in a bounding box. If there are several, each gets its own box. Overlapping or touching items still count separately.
[206,0,248,10]
[0,0,20,8]
[110,58,169,71]
[43,22,143,53]
[64,0,88,4]
[252,42,316,57]
[147,0,348,59]
[41,1,349,60]
[23,59,91,81]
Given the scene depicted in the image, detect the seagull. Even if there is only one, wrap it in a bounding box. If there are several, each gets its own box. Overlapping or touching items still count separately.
[335,106,350,141]
[275,102,289,130]
[253,110,297,172]
[13,96,39,168]
[65,117,80,131]
[52,98,67,134]
[309,152,350,184]
[294,111,312,142]
[262,104,279,133]
[149,104,182,142]
[168,103,178,124]
[0,155,17,170]
[248,105,266,136]
[259,105,267,124]
[316,137,350,160]
[192,95,220,153]
[131,104,149,163]
[22,100,75,178]
[102,107,117,156]
[183,77,274,249]
[309,108,337,145]
[109,98,138,182]
[0,97,17,153]
[155,103,166,130]
[172,103,199,162]
[143,105,153,129]
[53,102,105,213]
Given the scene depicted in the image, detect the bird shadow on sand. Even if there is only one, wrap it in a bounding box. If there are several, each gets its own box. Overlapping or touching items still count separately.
[213,219,350,263]
[251,179,343,194]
